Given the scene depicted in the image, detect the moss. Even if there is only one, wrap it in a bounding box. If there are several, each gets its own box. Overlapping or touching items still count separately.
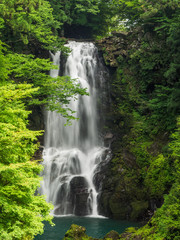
[63,224,87,240]
[109,196,131,219]
[104,230,120,240]
[130,201,148,221]
[63,224,101,240]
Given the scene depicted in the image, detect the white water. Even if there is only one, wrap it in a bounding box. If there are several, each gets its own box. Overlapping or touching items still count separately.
[40,41,108,217]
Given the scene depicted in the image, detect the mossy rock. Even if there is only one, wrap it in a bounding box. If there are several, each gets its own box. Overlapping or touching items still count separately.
[104,230,120,240]
[130,201,148,221]
[111,140,123,153]
[63,224,100,240]
[98,192,112,216]
[63,224,86,240]
[109,198,131,219]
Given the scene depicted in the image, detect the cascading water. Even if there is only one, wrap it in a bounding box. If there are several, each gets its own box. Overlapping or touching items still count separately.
[40,41,110,217]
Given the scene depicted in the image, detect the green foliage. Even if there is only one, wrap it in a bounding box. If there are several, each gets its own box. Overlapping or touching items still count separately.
[0,83,40,165]
[111,0,143,26]
[48,0,99,33]
[154,182,180,239]
[109,0,180,236]
[145,154,173,197]
[0,83,53,240]
[63,224,93,240]
[0,41,8,81]
[113,1,180,134]
[117,118,180,239]
[49,0,99,24]
[154,118,180,239]
[0,162,53,240]
[48,0,118,37]
[0,0,88,121]
[0,0,62,50]
[7,53,87,121]
[0,1,88,239]
[130,119,180,240]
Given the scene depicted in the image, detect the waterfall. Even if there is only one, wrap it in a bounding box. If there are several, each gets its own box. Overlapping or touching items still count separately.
[40,41,109,217]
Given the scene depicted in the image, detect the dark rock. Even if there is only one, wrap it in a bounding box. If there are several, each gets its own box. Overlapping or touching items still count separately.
[111,31,128,38]
[70,176,89,216]
[54,181,74,215]
[104,133,115,147]
[104,230,120,240]
[55,182,68,205]
[54,176,92,215]
[119,232,142,240]
[122,150,137,168]
[109,197,132,219]
[70,176,89,192]
[74,192,90,216]
[50,161,58,182]
[93,149,112,191]
[130,201,148,221]
[96,32,129,67]
[98,192,112,217]
[33,146,43,160]
[104,133,114,139]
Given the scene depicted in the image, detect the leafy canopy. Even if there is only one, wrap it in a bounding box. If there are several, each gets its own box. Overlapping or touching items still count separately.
[0,0,88,239]
[0,82,53,240]
[0,0,61,50]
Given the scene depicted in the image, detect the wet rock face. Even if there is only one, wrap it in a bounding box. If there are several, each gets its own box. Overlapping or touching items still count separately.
[74,192,90,216]
[54,181,74,215]
[53,176,90,216]
[70,176,89,191]
[70,176,90,216]
[93,149,113,217]
[93,149,112,192]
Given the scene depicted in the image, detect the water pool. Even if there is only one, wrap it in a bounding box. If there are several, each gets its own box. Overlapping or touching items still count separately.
[35,216,140,240]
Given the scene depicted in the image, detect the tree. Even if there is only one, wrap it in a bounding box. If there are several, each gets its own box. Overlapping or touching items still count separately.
[0,0,62,50]
[48,0,117,37]
[0,0,87,238]
[7,52,87,121]
[0,0,87,120]
[132,118,180,240]
[0,83,53,240]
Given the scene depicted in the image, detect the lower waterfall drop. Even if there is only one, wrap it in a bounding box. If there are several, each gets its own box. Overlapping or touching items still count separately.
[40,41,109,217]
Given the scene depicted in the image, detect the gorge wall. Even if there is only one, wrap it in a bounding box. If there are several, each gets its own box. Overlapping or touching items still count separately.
[95,31,170,222]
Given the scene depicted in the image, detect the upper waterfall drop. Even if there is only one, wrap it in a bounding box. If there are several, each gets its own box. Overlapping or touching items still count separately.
[40,41,110,217]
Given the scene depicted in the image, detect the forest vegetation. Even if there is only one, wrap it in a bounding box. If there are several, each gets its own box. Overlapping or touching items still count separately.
[0,0,180,239]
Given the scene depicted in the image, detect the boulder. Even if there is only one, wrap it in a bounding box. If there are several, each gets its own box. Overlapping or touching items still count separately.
[63,224,88,240]
[63,224,100,240]
[70,176,90,215]
[104,230,120,240]
[70,176,89,191]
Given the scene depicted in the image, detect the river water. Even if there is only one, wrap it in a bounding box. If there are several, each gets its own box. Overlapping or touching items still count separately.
[35,216,140,240]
